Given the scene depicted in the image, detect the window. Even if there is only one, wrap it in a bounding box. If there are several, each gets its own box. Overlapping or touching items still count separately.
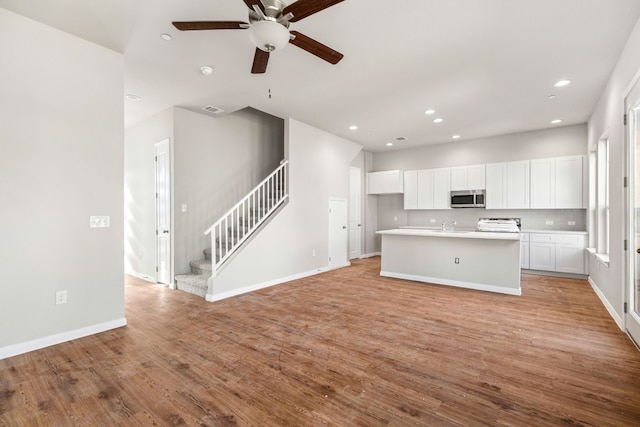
[591,138,609,257]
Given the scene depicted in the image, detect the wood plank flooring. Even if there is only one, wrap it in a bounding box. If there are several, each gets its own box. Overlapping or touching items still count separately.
[1,257,640,426]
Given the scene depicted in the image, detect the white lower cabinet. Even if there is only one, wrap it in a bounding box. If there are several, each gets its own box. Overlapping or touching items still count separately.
[527,233,586,274]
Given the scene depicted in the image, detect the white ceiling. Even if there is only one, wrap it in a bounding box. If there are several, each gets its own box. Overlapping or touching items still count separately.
[2,0,640,152]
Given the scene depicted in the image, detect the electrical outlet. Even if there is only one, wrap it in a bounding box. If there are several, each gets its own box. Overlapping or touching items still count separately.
[312,249,316,257]
[545,220,554,225]
[429,219,436,224]
[568,221,576,226]
[455,258,460,264]
[181,204,188,212]
[393,216,398,222]
[55,290,67,305]
[89,216,110,228]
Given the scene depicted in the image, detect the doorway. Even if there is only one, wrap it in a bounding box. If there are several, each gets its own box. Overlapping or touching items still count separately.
[155,139,171,285]
[328,198,348,269]
[625,78,640,345]
[349,167,362,259]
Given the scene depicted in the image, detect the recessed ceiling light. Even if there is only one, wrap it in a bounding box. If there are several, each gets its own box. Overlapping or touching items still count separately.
[125,94,141,101]
[554,79,571,88]
[349,125,358,130]
[386,142,393,147]
[452,135,461,139]
[424,109,436,115]
[200,66,214,76]
[160,33,172,41]
[433,118,443,123]
[551,119,563,124]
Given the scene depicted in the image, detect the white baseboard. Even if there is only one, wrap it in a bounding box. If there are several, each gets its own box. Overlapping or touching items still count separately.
[206,267,331,302]
[588,277,624,330]
[362,252,381,258]
[0,317,127,360]
[380,271,522,296]
[125,270,156,283]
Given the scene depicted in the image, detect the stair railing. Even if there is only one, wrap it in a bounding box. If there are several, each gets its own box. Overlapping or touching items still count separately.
[205,160,288,278]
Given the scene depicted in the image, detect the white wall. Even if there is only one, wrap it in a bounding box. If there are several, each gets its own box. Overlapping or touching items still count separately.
[0,9,125,354]
[209,119,362,297]
[124,108,174,280]
[587,16,640,324]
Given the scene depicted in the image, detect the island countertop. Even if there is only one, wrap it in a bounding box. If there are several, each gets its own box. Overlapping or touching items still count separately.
[377,228,520,241]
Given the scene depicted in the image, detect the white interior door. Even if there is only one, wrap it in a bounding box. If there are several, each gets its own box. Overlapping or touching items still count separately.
[626,79,640,345]
[349,167,362,260]
[155,139,171,285]
[328,198,348,269]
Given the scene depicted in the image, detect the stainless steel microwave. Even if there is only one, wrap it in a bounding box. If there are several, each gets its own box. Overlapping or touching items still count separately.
[450,190,486,208]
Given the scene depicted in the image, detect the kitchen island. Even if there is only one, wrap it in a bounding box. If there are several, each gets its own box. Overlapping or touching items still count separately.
[376,228,521,295]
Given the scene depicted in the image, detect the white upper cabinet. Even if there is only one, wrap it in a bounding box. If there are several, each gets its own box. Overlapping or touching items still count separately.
[417,169,435,209]
[368,170,404,194]
[403,168,447,210]
[433,168,452,209]
[403,170,418,209]
[506,160,530,209]
[485,163,507,209]
[530,158,556,208]
[486,161,529,209]
[450,164,485,191]
[555,156,584,209]
[530,155,584,209]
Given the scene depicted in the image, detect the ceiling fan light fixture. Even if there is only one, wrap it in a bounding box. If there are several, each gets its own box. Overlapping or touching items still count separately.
[249,20,290,52]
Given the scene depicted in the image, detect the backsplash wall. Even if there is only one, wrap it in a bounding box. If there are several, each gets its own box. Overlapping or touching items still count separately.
[373,194,586,251]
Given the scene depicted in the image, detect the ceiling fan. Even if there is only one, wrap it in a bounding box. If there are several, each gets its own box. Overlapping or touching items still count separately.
[172,0,345,74]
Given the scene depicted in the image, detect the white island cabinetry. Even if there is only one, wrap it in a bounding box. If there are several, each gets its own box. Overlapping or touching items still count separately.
[377,229,521,295]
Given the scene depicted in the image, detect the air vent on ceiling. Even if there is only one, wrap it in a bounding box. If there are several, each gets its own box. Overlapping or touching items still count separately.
[202,105,225,115]
[395,136,407,141]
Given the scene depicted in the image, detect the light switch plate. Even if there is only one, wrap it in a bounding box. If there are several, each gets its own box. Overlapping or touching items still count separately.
[90,216,110,228]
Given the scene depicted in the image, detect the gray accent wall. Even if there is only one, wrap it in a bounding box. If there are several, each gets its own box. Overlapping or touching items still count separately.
[0,10,125,348]
[373,124,587,171]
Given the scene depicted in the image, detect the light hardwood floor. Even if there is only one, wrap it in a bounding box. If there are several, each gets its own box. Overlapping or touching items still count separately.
[1,257,640,426]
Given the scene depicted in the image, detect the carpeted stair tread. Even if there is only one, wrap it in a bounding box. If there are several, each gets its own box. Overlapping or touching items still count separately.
[174,274,208,298]
[190,259,212,274]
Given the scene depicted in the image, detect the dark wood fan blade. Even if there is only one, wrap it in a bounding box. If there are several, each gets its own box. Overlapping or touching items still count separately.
[251,48,270,74]
[289,31,343,64]
[172,21,248,31]
[283,0,344,22]
[242,0,264,11]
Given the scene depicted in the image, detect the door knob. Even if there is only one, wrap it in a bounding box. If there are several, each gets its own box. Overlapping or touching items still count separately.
[163,230,169,234]
[637,248,640,254]
[342,226,347,229]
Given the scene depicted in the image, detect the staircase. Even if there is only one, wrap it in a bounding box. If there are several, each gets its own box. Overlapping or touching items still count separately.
[174,161,289,298]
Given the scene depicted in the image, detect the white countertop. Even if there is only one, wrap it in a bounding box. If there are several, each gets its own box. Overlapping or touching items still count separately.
[521,229,587,235]
[377,228,520,241]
